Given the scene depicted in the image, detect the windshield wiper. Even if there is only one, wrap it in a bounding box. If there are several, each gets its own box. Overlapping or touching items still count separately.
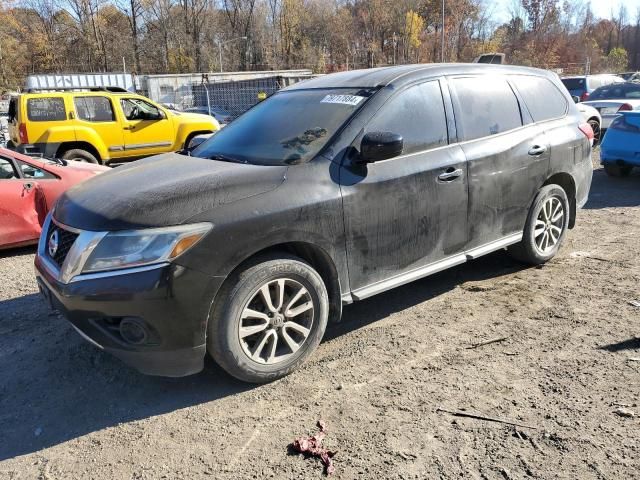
[208,154,247,164]
[45,156,67,166]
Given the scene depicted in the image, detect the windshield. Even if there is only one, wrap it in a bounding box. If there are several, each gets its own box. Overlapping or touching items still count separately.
[589,83,640,100]
[190,88,374,165]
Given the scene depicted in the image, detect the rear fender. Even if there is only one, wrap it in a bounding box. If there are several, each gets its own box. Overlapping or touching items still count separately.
[68,127,109,160]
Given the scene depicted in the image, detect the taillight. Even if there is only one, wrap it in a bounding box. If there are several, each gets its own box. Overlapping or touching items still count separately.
[18,123,28,144]
[579,122,594,141]
[580,92,590,102]
[618,103,633,112]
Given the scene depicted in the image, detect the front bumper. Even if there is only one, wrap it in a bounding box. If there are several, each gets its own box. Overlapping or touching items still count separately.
[35,254,224,377]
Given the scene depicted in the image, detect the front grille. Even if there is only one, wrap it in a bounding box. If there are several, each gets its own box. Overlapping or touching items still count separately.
[46,221,79,267]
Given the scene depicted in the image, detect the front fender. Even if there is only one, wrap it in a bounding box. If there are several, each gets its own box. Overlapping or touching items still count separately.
[173,119,219,149]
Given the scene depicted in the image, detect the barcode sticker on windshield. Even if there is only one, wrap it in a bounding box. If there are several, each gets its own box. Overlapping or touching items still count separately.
[321,94,365,106]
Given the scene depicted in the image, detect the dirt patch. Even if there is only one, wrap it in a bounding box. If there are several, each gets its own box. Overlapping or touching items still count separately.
[1,151,639,479]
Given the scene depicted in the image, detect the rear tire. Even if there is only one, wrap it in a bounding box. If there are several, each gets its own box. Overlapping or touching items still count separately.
[508,185,570,265]
[588,118,601,146]
[61,148,99,164]
[207,254,329,383]
[604,164,632,177]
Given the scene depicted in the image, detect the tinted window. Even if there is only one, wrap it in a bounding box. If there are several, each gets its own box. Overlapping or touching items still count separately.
[16,160,56,179]
[365,81,448,154]
[514,76,567,121]
[192,88,374,165]
[0,158,17,179]
[75,97,115,122]
[561,78,585,90]
[589,83,640,100]
[27,97,66,121]
[452,77,522,141]
[7,98,16,122]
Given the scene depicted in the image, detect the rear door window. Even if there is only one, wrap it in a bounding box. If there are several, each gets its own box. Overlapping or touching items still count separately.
[26,97,66,122]
[512,76,568,122]
[451,76,523,141]
[365,81,448,154]
[74,97,115,122]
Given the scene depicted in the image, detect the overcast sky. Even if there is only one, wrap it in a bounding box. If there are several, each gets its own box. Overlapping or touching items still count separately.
[493,0,640,23]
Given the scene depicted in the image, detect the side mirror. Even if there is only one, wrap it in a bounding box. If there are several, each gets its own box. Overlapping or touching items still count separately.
[572,96,580,104]
[359,131,403,163]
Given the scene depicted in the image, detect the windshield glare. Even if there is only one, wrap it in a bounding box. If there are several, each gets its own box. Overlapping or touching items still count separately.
[190,88,374,165]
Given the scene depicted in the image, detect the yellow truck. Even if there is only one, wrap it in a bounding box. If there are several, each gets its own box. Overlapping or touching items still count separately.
[7,88,219,164]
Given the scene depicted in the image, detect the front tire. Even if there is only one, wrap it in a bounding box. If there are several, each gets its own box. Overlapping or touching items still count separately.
[508,185,570,265]
[207,255,329,383]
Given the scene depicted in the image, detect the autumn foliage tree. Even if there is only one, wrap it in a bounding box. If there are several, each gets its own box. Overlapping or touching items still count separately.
[0,0,638,90]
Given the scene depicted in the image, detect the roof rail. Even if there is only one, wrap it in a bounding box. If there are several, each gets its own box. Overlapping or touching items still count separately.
[24,86,129,93]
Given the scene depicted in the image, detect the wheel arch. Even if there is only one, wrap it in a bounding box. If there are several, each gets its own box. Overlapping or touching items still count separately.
[212,241,343,324]
[56,141,103,164]
[543,172,576,228]
[183,130,214,149]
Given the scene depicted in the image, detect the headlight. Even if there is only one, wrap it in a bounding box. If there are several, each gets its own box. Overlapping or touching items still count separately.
[82,223,211,273]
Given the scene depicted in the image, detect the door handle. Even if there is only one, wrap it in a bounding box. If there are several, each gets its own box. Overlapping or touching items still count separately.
[438,168,463,182]
[528,145,547,156]
[23,182,34,191]
[123,125,134,130]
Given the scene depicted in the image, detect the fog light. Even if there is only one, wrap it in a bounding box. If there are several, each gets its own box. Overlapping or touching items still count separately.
[119,318,148,345]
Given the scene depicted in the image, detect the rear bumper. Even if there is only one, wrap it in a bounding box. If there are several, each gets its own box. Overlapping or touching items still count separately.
[35,254,224,377]
[14,142,58,157]
[601,150,640,167]
[601,130,640,167]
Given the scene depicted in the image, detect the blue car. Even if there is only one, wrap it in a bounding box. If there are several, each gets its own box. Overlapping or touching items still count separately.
[600,111,640,177]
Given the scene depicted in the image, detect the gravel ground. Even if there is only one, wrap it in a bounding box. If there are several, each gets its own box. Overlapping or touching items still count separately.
[1,150,639,479]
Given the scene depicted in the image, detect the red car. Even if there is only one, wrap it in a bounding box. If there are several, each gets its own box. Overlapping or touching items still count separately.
[0,148,108,249]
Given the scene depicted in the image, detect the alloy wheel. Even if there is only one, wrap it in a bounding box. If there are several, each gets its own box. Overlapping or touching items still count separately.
[534,196,565,254]
[238,278,315,365]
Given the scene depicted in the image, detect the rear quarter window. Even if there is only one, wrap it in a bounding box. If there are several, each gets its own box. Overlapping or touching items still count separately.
[451,76,523,141]
[561,78,585,90]
[7,98,17,122]
[513,75,568,122]
[27,97,66,122]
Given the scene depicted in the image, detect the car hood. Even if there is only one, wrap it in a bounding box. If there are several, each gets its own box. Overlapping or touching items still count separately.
[54,153,287,231]
[42,159,109,175]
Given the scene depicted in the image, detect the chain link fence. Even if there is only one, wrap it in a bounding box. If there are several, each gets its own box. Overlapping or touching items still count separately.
[142,73,315,123]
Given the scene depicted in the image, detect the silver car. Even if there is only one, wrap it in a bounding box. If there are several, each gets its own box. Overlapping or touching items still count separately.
[582,82,640,131]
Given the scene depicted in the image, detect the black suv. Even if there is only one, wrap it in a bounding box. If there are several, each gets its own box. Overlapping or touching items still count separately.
[35,64,593,382]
